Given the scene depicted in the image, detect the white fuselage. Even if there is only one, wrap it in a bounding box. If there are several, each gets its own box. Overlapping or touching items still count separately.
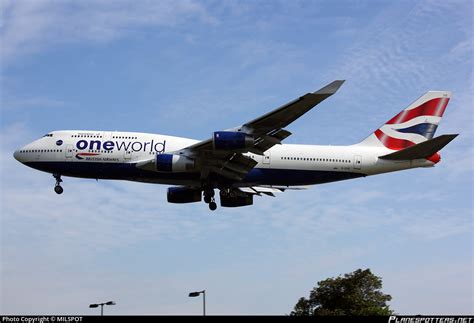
[14,130,436,188]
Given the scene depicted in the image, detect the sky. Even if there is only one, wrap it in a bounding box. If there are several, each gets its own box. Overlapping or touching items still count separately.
[1,0,473,315]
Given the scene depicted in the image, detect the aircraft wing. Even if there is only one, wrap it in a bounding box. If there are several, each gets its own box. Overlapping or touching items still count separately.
[162,80,344,181]
[238,185,309,197]
[242,80,345,139]
[183,80,344,155]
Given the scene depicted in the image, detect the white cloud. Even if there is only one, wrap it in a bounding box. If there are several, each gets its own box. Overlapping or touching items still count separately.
[0,0,216,67]
[1,97,69,110]
[385,263,473,314]
[327,1,472,106]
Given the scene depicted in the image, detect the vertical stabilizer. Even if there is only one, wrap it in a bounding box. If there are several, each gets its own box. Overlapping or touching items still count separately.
[358,91,451,150]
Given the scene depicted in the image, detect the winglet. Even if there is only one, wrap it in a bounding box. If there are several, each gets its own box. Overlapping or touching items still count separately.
[313,80,345,95]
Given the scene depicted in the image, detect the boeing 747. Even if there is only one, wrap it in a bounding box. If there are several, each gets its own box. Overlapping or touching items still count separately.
[13,81,457,210]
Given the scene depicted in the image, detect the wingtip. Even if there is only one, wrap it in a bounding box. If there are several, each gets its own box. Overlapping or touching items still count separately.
[314,80,345,94]
[442,133,459,139]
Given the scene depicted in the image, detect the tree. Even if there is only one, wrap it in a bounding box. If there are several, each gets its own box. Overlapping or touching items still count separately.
[290,269,393,316]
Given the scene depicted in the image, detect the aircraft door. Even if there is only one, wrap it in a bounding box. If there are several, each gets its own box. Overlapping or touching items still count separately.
[263,151,271,165]
[65,145,73,159]
[354,155,362,170]
[124,150,132,162]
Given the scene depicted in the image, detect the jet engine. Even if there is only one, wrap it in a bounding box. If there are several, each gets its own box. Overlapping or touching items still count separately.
[220,191,253,207]
[167,187,202,203]
[213,131,254,150]
[156,154,195,172]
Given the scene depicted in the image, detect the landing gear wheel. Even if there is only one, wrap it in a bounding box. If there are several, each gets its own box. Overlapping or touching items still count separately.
[53,174,63,194]
[204,195,212,204]
[54,185,63,194]
[209,201,217,211]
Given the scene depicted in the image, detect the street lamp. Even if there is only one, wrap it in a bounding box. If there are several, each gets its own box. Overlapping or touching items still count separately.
[188,290,206,316]
[89,301,116,316]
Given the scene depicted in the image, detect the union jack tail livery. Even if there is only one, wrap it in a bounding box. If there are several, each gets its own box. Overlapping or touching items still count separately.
[358,91,451,150]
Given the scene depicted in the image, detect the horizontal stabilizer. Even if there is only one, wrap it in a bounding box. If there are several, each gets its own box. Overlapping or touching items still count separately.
[379,134,458,160]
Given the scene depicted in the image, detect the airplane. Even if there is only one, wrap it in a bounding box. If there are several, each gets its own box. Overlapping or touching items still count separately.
[13,80,458,211]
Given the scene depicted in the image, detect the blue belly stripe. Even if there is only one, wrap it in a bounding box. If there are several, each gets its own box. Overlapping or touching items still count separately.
[24,161,365,186]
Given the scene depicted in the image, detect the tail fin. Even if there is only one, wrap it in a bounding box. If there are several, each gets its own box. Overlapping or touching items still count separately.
[358,91,451,150]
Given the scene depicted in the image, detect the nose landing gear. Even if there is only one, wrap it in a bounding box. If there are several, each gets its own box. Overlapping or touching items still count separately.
[53,174,63,194]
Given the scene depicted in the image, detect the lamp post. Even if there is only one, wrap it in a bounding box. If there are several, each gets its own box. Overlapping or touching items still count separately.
[89,301,116,316]
[188,290,206,316]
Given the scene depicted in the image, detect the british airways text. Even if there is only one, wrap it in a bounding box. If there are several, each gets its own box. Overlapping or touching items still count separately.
[76,139,166,153]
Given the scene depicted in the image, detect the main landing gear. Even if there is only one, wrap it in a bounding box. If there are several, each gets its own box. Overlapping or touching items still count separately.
[209,201,217,211]
[53,174,63,194]
[203,188,217,211]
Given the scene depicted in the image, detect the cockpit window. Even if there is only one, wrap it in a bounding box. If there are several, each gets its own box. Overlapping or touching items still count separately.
[43,134,53,137]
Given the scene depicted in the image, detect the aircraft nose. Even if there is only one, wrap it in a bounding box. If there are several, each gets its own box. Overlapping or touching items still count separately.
[13,147,27,163]
[13,149,21,162]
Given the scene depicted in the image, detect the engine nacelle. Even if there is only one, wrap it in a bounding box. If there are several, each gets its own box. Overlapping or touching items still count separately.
[220,191,253,207]
[167,187,202,204]
[213,131,254,150]
[156,154,195,172]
